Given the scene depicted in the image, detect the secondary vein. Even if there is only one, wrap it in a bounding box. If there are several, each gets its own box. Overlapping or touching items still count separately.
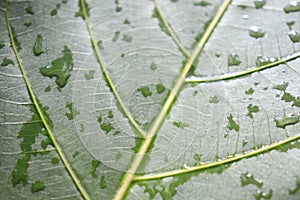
[113,0,232,199]
[80,0,147,138]
[5,1,90,199]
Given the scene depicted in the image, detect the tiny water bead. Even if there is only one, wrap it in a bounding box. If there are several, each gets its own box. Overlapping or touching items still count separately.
[255,55,279,66]
[254,0,266,9]
[249,26,266,39]
[242,14,249,20]
[288,30,300,43]
[228,53,242,66]
[284,1,300,13]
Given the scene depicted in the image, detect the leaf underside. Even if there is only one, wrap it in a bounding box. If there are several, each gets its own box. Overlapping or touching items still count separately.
[0,0,299,200]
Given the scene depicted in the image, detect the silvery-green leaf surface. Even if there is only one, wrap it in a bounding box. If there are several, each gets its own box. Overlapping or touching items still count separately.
[0,0,299,199]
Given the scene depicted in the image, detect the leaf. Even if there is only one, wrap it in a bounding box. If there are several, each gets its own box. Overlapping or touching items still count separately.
[0,0,299,199]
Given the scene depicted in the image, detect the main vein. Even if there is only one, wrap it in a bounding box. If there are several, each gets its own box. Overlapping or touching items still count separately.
[133,134,300,181]
[80,0,146,138]
[113,0,232,199]
[4,1,90,199]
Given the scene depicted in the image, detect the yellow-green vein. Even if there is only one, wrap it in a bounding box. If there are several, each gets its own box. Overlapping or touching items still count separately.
[153,0,191,58]
[80,0,146,138]
[4,1,90,199]
[186,52,300,83]
[113,0,232,199]
[133,135,300,181]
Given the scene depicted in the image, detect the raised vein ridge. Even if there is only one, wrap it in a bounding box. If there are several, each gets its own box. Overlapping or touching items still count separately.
[4,1,90,199]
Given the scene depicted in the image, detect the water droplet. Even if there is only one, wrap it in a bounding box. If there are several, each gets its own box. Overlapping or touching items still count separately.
[282,68,286,73]
[284,1,300,13]
[288,30,300,43]
[254,0,266,9]
[249,26,266,39]
[255,55,279,66]
[242,140,248,147]
[254,189,273,200]
[242,14,249,20]
[228,53,242,66]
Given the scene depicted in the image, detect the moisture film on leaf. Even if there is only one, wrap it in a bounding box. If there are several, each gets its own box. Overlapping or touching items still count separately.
[0,0,299,200]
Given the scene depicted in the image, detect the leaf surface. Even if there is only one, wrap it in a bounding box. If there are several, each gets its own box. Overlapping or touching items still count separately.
[0,0,299,199]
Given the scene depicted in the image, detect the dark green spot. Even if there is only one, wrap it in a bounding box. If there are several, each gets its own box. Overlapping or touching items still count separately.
[41,138,53,150]
[113,131,121,135]
[25,6,34,15]
[289,176,300,195]
[245,88,254,95]
[56,3,61,9]
[254,189,273,200]
[45,85,51,92]
[101,123,114,134]
[51,157,59,164]
[247,104,259,118]
[194,154,201,164]
[137,86,152,97]
[100,176,107,189]
[31,181,45,193]
[123,19,131,24]
[33,34,44,56]
[240,172,263,188]
[150,62,157,70]
[12,103,52,187]
[275,116,299,129]
[1,58,14,67]
[72,151,79,158]
[209,96,219,104]
[122,35,132,43]
[173,121,188,129]
[11,26,22,52]
[193,90,198,96]
[228,53,241,66]
[50,9,58,16]
[39,46,73,89]
[194,19,212,47]
[97,116,102,124]
[62,0,68,3]
[91,160,101,178]
[227,114,239,132]
[108,110,113,118]
[273,82,288,91]
[194,1,211,6]
[0,41,5,49]
[115,152,122,160]
[254,0,266,9]
[156,84,165,94]
[65,102,79,120]
[112,31,120,42]
[24,21,32,27]
[281,92,300,107]
[171,0,178,2]
[84,70,95,80]
[97,40,104,49]
[75,0,89,19]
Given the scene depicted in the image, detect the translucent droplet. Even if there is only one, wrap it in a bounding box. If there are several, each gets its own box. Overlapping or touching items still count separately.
[254,0,266,9]
[228,53,242,66]
[282,69,286,73]
[256,55,279,66]
[249,26,266,39]
[284,1,300,13]
[288,30,300,43]
[242,14,249,20]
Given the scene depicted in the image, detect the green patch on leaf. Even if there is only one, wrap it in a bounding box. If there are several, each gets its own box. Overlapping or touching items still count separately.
[254,189,273,200]
[173,121,188,129]
[33,34,44,56]
[194,1,212,7]
[108,110,114,118]
[72,151,80,158]
[24,21,32,27]
[247,104,259,118]
[44,85,51,92]
[122,35,132,43]
[11,26,22,52]
[50,9,58,16]
[101,122,114,134]
[245,88,254,95]
[289,176,300,195]
[137,86,152,97]
[51,157,60,164]
[275,116,299,129]
[112,31,120,42]
[156,84,165,94]
[152,8,171,36]
[75,0,89,19]
[25,6,34,15]
[240,172,263,188]
[1,57,14,67]
[209,95,219,104]
[65,102,80,120]
[100,176,107,189]
[273,82,288,91]
[281,92,300,107]
[227,114,240,132]
[39,46,73,89]
[91,160,101,178]
[84,70,95,80]
[31,181,45,193]
[0,41,5,49]
[150,62,157,70]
